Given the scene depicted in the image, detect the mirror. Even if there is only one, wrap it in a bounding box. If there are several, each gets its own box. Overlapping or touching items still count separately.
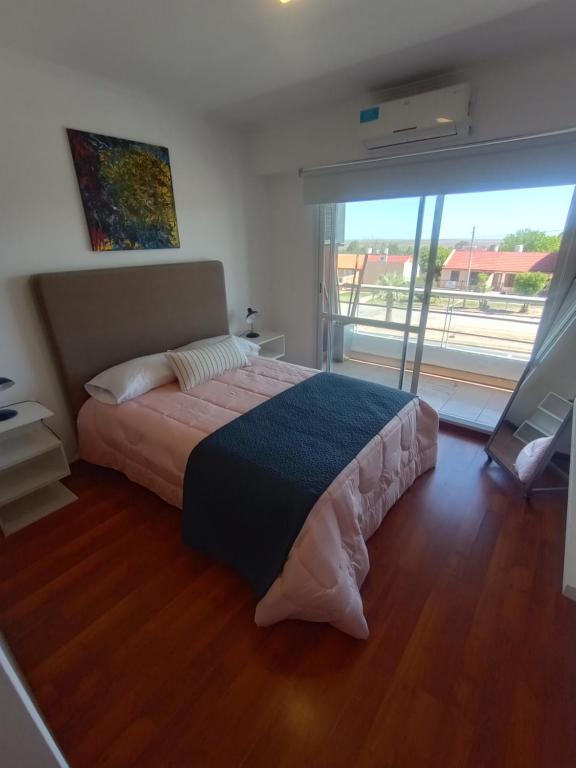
[486,276,576,494]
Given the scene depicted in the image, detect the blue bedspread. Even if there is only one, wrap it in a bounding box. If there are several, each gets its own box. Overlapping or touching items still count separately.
[182,372,415,598]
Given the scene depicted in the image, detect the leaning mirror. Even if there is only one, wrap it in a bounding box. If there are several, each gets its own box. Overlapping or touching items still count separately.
[485,276,576,496]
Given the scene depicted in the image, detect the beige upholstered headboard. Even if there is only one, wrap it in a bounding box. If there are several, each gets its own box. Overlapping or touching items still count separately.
[33,261,229,415]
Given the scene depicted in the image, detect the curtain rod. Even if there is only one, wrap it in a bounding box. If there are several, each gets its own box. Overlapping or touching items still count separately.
[298,126,576,177]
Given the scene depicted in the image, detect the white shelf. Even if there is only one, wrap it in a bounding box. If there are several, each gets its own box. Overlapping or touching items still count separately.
[0,423,61,471]
[514,392,572,444]
[249,331,285,360]
[514,422,547,445]
[0,448,70,507]
[541,392,572,420]
[255,332,284,344]
[0,401,72,534]
[526,409,563,437]
[0,483,77,535]
[0,401,53,434]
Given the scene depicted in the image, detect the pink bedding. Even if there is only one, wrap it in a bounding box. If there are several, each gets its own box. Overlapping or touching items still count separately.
[78,356,438,638]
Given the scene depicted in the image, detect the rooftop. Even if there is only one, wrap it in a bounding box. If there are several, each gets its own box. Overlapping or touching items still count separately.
[443,249,558,274]
[337,253,413,269]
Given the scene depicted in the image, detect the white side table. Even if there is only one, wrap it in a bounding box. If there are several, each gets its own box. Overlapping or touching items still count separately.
[249,331,285,360]
[0,402,75,535]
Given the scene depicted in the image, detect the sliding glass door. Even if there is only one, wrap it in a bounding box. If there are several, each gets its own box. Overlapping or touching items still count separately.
[318,194,444,393]
[317,184,574,429]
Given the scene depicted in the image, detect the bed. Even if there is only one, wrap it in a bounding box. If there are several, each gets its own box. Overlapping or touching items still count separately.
[34,261,438,639]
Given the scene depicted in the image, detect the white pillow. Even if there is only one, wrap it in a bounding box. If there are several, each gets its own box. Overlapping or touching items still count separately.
[514,436,553,483]
[166,337,248,391]
[85,352,175,405]
[179,334,260,356]
[84,335,257,405]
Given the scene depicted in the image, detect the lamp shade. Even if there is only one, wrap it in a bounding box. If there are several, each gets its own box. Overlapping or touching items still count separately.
[0,377,14,391]
[245,308,260,338]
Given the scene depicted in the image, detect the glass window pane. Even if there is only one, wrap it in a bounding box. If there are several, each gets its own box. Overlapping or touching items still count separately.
[419,184,575,428]
[332,197,424,325]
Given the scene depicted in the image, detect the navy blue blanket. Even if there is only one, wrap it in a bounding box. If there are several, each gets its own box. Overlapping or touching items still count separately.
[182,372,415,598]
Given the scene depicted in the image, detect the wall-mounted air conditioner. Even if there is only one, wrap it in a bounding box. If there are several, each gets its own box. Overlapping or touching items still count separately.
[358,83,471,150]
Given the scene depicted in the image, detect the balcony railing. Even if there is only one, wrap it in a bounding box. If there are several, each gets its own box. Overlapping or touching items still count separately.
[337,284,545,361]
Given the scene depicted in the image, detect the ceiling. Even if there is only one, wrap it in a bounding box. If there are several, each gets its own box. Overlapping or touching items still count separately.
[0,0,570,124]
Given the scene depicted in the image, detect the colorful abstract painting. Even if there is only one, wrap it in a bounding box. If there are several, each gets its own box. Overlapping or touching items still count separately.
[67,129,180,251]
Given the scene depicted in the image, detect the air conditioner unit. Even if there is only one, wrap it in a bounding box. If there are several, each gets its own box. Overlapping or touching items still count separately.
[358,83,471,150]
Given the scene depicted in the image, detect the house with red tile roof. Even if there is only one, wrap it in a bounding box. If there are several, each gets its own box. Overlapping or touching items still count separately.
[337,252,414,286]
[440,249,557,293]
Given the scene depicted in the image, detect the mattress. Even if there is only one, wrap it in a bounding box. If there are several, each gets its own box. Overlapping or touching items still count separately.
[78,356,438,638]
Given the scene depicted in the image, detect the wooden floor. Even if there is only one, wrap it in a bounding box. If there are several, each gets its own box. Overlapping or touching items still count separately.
[1,426,576,768]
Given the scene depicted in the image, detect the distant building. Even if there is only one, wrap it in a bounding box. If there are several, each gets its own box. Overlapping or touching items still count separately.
[440,249,557,293]
[364,253,414,283]
[337,253,414,285]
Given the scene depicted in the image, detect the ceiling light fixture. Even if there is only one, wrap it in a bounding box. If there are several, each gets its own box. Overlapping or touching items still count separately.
[279,0,293,4]
[435,117,453,124]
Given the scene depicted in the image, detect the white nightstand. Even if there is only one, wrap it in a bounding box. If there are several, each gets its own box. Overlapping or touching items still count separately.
[250,331,285,360]
[0,402,76,535]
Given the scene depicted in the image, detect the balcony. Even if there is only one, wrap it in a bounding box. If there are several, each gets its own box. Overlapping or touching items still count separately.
[328,285,544,430]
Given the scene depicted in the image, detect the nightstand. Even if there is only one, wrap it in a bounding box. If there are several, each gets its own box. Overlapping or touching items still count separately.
[251,331,285,360]
[0,402,76,535]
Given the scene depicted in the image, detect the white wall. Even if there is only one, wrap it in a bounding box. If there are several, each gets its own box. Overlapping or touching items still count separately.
[0,634,69,768]
[0,48,269,457]
[254,44,576,369]
[350,333,525,382]
[267,174,318,366]
[251,45,576,175]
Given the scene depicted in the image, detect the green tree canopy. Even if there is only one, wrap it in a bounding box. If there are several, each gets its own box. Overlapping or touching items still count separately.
[500,229,562,253]
[419,245,452,278]
[344,240,361,253]
[475,273,490,293]
[513,272,550,296]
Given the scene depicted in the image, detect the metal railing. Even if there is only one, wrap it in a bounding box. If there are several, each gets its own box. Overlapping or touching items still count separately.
[337,284,545,359]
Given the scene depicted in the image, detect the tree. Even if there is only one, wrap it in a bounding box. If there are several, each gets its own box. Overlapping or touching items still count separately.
[513,271,550,312]
[513,272,550,296]
[475,273,490,310]
[375,273,406,318]
[344,240,360,253]
[419,245,452,280]
[500,229,562,253]
[475,273,490,293]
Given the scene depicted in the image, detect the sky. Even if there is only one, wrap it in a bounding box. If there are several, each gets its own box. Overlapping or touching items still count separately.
[344,185,575,241]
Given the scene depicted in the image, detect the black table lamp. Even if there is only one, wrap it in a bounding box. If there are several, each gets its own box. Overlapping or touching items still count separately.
[246,308,260,339]
[0,378,17,422]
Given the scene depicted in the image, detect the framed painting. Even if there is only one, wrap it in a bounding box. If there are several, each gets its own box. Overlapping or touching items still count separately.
[67,128,180,251]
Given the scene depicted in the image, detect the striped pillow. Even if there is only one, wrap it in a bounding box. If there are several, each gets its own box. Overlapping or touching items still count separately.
[166,337,248,391]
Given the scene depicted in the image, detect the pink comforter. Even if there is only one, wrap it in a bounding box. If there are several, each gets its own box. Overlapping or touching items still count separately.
[78,357,438,638]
